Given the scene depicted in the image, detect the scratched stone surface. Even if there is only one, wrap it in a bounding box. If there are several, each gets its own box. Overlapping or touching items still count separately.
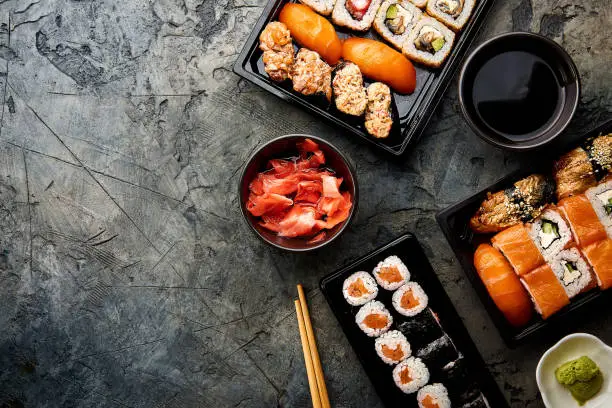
[0,0,610,406]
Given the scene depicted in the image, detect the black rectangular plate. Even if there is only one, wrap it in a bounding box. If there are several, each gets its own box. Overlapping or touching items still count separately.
[436,119,612,347]
[320,233,509,407]
[233,0,495,156]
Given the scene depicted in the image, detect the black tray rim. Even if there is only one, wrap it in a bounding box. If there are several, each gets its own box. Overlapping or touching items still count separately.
[232,0,497,156]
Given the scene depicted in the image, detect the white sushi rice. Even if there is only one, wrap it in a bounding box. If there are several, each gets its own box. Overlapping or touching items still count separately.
[402,16,455,68]
[426,0,476,32]
[392,357,429,394]
[373,255,410,290]
[392,282,428,317]
[417,383,451,408]
[299,0,336,16]
[529,209,573,261]
[586,180,612,238]
[373,0,423,50]
[551,248,593,298]
[375,330,411,365]
[355,300,393,337]
[343,271,379,306]
[332,0,383,31]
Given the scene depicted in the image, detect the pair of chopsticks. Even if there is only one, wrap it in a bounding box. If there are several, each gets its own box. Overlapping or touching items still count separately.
[295,284,331,408]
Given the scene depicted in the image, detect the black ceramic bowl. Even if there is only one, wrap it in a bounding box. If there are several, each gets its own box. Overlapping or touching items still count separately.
[458,32,580,150]
[239,135,358,251]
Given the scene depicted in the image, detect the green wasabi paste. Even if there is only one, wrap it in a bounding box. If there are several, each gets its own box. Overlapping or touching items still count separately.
[555,356,603,406]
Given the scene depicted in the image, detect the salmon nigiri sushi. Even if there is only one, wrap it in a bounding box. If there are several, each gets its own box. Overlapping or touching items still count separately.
[521,264,570,319]
[582,239,612,290]
[559,194,607,248]
[473,244,534,327]
[491,224,545,276]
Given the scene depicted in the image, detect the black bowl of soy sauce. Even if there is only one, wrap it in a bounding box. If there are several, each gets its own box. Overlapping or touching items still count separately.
[458,32,580,150]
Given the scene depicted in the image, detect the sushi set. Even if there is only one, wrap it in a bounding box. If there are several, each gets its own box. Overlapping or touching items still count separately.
[437,119,612,346]
[233,0,495,155]
[320,233,509,407]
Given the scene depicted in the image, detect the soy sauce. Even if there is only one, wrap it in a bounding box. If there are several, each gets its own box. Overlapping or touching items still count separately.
[471,51,563,140]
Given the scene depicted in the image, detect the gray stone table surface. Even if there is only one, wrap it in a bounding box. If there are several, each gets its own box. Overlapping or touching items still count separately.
[0,0,610,407]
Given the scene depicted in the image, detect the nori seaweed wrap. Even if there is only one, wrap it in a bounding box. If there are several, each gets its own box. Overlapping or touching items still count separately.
[442,358,480,404]
[416,334,460,369]
[461,393,491,408]
[396,308,444,349]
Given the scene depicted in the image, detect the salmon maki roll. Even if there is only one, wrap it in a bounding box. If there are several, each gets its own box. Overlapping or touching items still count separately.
[491,224,545,276]
[473,244,533,327]
[559,194,607,247]
[582,239,612,289]
[521,264,570,319]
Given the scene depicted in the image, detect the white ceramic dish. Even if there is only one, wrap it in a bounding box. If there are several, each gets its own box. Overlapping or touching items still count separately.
[536,333,612,408]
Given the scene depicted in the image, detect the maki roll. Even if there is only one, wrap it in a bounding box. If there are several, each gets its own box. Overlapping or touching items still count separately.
[375,330,412,365]
[365,82,394,139]
[299,0,337,16]
[551,248,595,298]
[397,308,444,349]
[442,358,480,403]
[408,0,427,8]
[417,383,451,408]
[554,147,598,201]
[402,16,455,68]
[290,49,333,102]
[355,300,393,336]
[416,334,459,368]
[392,282,428,317]
[343,271,378,306]
[586,134,612,175]
[583,239,612,290]
[585,179,612,237]
[332,62,368,116]
[521,264,570,319]
[392,357,430,394]
[559,194,607,248]
[491,224,545,277]
[426,0,475,32]
[373,255,409,290]
[332,0,383,31]
[373,0,422,50]
[528,208,574,261]
[259,22,294,82]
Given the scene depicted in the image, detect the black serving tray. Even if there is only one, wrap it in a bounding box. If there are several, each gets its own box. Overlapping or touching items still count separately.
[436,119,612,347]
[233,0,495,156]
[320,233,509,407]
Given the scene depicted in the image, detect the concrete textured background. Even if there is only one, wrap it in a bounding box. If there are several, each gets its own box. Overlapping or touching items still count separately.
[0,0,610,407]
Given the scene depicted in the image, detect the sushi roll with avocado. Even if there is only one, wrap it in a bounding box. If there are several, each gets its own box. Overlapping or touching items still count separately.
[392,282,428,316]
[375,330,411,365]
[365,82,395,139]
[299,0,337,16]
[373,255,409,290]
[585,180,612,237]
[426,0,476,32]
[355,300,393,336]
[373,0,422,50]
[343,271,378,306]
[332,62,368,116]
[402,16,455,68]
[417,383,451,408]
[529,208,574,261]
[332,0,383,31]
[392,357,430,394]
[551,248,595,298]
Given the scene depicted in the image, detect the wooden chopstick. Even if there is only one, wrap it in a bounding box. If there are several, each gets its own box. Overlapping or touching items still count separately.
[297,284,331,408]
[295,299,322,408]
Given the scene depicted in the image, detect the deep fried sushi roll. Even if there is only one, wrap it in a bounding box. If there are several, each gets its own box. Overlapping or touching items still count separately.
[332,62,368,116]
[426,0,475,32]
[373,0,422,50]
[259,22,294,82]
[586,133,612,174]
[402,16,455,68]
[365,82,394,139]
[290,49,333,102]
[332,0,383,31]
[553,146,598,201]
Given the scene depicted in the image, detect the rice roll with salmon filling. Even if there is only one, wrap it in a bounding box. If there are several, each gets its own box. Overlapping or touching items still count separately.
[365,82,394,139]
[343,271,379,305]
[583,239,612,289]
[332,62,368,116]
[416,334,459,369]
[356,300,393,336]
[559,194,608,248]
[373,255,409,290]
[299,0,337,16]
[551,248,595,298]
[426,0,475,32]
[332,0,383,31]
[528,208,574,261]
[586,180,612,237]
[491,224,545,276]
[374,0,422,50]
[521,264,570,319]
[393,357,430,394]
[408,0,427,8]
[417,383,451,408]
[402,16,455,68]
[392,282,428,316]
[397,308,444,349]
[375,330,412,365]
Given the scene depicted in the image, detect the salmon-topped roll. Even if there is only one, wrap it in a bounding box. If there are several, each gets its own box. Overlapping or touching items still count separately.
[559,194,607,248]
[491,224,545,276]
[582,239,612,290]
[521,264,570,319]
[473,244,534,327]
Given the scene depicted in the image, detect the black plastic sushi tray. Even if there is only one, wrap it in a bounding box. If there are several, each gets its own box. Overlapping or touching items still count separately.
[436,118,612,347]
[233,0,495,156]
[320,233,509,407]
